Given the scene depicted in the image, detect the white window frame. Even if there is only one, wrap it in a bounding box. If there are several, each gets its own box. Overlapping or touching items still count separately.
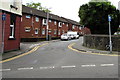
[42,19,47,25]
[66,24,68,27]
[49,20,52,22]
[26,15,31,19]
[58,22,62,27]
[58,30,61,35]
[25,27,31,32]
[54,29,57,35]
[42,28,45,35]
[54,21,57,25]
[35,29,39,34]
[9,24,14,38]
[35,17,39,22]
[62,30,64,34]
[72,25,75,29]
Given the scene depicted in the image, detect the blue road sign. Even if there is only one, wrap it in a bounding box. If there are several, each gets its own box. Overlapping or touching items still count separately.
[108,15,111,22]
[2,14,6,21]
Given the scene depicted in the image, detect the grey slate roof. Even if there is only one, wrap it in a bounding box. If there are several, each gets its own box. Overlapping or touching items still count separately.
[22,5,79,24]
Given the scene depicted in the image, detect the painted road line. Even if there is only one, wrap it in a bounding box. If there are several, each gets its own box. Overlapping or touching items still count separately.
[18,67,33,70]
[68,43,119,57]
[40,66,55,69]
[61,65,76,68]
[100,64,114,67]
[81,64,96,67]
[0,43,49,63]
[0,69,11,71]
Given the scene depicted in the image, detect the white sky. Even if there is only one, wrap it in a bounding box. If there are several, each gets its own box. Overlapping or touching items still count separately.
[22,0,120,22]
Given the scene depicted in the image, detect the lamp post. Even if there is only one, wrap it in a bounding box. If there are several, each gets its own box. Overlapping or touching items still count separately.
[46,11,49,41]
[46,8,51,41]
[108,15,112,53]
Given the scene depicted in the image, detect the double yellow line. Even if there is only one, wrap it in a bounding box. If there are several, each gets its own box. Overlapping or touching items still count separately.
[0,43,49,63]
[68,43,119,57]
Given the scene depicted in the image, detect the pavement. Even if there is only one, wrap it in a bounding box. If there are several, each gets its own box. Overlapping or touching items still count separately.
[2,37,119,61]
[2,40,60,60]
[72,37,119,55]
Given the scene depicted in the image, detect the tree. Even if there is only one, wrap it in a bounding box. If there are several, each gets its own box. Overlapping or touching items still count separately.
[78,1,119,35]
[26,2,51,12]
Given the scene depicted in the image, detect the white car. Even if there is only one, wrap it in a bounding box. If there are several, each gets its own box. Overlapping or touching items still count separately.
[61,33,71,40]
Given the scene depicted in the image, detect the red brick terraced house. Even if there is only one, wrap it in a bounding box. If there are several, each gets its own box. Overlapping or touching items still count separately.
[0,0,22,53]
[21,5,69,41]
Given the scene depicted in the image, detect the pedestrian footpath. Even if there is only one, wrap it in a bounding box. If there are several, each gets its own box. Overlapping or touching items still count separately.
[2,40,60,60]
[72,37,119,55]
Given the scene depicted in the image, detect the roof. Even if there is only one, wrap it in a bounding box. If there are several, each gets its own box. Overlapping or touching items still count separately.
[22,5,67,23]
[22,5,80,24]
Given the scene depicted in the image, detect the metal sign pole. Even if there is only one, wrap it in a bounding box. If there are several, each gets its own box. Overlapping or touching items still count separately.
[46,12,49,41]
[108,15,112,53]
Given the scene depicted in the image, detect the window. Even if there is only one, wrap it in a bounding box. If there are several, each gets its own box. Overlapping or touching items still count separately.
[9,24,14,38]
[54,29,57,35]
[58,22,62,27]
[42,29,45,35]
[62,30,64,34]
[9,14,16,39]
[35,17,39,22]
[35,29,39,34]
[58,30,61,35]
[25,27,31,32]
[49,20,52,22]
[54,21,57,25]
[26,15,31,19]
[72,25,75,29]
[66,24,68,27]
[42,19,47,25]
[63,23,64,25]
[79,27,82,30]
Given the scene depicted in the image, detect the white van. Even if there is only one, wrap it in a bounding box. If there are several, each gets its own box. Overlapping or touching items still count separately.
[67,31,79,39]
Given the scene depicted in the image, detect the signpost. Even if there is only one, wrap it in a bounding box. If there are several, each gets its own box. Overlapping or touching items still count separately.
[108,15,112,53]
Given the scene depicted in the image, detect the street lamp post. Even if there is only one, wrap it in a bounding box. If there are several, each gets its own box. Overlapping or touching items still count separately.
[46,12,49,41]
[108,15,112,53]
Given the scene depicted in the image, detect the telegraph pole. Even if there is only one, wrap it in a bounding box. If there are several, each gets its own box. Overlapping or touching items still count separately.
[46,12,49,41]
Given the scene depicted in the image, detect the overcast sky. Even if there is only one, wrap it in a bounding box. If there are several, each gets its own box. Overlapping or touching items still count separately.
[22,0,120,22]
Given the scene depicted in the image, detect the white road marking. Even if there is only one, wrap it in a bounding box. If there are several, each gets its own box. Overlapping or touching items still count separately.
[100,64,114,67]
[18,67,33,70]
[40,66,55,69]
[61,65,76,68]
[0,69,11,71]
[81,64,96,67]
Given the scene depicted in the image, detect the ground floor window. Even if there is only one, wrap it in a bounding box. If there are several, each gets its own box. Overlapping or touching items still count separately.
[42,28,45,35]
[35,28,39,34]
[58,30,61,35]
[9,14,16,38]
[54,29,57,35]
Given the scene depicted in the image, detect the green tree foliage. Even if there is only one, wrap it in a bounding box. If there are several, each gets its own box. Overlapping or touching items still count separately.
[26,2,51,12]
[78,1,119,34]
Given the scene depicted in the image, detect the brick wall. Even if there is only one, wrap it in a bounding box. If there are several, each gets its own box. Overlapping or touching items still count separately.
[4,12,21,52]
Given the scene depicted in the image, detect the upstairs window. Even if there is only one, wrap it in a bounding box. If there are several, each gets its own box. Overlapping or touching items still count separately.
[35,17,39,22]
[54,21,57,25]
[26,15,31,19]
[72,25,75,29]
[58,22,62,27]
[42,19,47,25]
[49,20,52,23]
[66,24,68,27]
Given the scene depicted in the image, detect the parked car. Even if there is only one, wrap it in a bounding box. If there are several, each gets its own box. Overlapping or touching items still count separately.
[61,33,72,40]
[67,31,79,39]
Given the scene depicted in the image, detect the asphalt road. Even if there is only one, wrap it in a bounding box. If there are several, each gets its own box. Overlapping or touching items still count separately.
[2,37,118,78]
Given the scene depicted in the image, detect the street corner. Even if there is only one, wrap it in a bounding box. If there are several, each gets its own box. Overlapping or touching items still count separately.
[68,43,119,57]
